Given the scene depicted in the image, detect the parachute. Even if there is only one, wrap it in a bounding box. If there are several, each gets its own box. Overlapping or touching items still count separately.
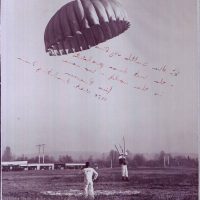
[44,0,130,56]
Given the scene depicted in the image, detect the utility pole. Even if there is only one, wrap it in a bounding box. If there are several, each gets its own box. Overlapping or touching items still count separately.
[41,144,45,163]
[167,155,170,166]
[164,154,170,167]
[164,155,166,168]
[36,144,41,164]
[111,151,113,168]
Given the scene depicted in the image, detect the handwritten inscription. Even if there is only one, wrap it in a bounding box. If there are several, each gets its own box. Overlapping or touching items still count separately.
[134,85,149,92]
[17,44,180,102]
[17,58,108,102]
[95,45,180,77]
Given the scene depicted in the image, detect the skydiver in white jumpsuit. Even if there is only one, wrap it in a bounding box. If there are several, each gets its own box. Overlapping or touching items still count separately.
[82,162,98,199]
[119,153,129,181]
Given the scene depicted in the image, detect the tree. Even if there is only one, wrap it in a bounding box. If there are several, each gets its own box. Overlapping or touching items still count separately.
[88,155,93,163]
[107,150,118,167]
[158,151,165,161]
[133,154,146,167]
[28,157,38,163]
[2,146,13,161]
[58,155,73,163]
[15,154,28,161]
[44,155,55,163]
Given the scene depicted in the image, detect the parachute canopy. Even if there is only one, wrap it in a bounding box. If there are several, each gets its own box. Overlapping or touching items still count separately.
[44,0,130,56]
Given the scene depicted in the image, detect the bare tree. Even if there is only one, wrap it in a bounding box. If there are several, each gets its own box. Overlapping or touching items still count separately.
[58,155,73,163]
[133,154,146,167]
[2,146,13,161]
[44,155,55,163]
[108,150,118,167]
[15,154,28,161]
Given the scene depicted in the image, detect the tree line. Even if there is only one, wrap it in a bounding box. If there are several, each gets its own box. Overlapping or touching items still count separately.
[2,146,198,168]
[2,146,73,164]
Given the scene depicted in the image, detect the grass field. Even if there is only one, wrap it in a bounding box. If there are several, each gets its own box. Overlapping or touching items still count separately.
[2,167,198,200]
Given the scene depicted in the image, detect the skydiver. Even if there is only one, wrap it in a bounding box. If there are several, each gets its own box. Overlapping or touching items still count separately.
[119,152,129,181]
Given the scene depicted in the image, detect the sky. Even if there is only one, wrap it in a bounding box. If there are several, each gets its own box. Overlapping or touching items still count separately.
[1,0,199,157]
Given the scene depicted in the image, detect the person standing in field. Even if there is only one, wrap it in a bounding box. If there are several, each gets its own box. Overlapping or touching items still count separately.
[82,161,98,199]
[119,152,129,181]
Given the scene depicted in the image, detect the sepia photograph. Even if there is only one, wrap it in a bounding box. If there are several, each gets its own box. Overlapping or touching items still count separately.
[1,0,199,199]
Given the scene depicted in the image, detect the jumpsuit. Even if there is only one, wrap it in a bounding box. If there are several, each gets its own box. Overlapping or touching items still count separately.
[82,167,98,199]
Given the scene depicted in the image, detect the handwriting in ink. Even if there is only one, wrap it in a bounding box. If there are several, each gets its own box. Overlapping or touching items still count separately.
[133,85,149,91]
[154,78,166,85]
[152,65,167,72]
[108,74,128,85]
[98,86,113,94]
[134,71,148,79]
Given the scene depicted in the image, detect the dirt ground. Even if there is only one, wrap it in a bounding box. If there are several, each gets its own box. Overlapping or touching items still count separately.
[2,167,198,200]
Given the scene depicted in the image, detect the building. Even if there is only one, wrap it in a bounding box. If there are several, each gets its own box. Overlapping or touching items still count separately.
[65,163,85,169]
[1,161,85,171]
[2,161,28,171]
[22,163,54,170]
[2,161,54,171]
